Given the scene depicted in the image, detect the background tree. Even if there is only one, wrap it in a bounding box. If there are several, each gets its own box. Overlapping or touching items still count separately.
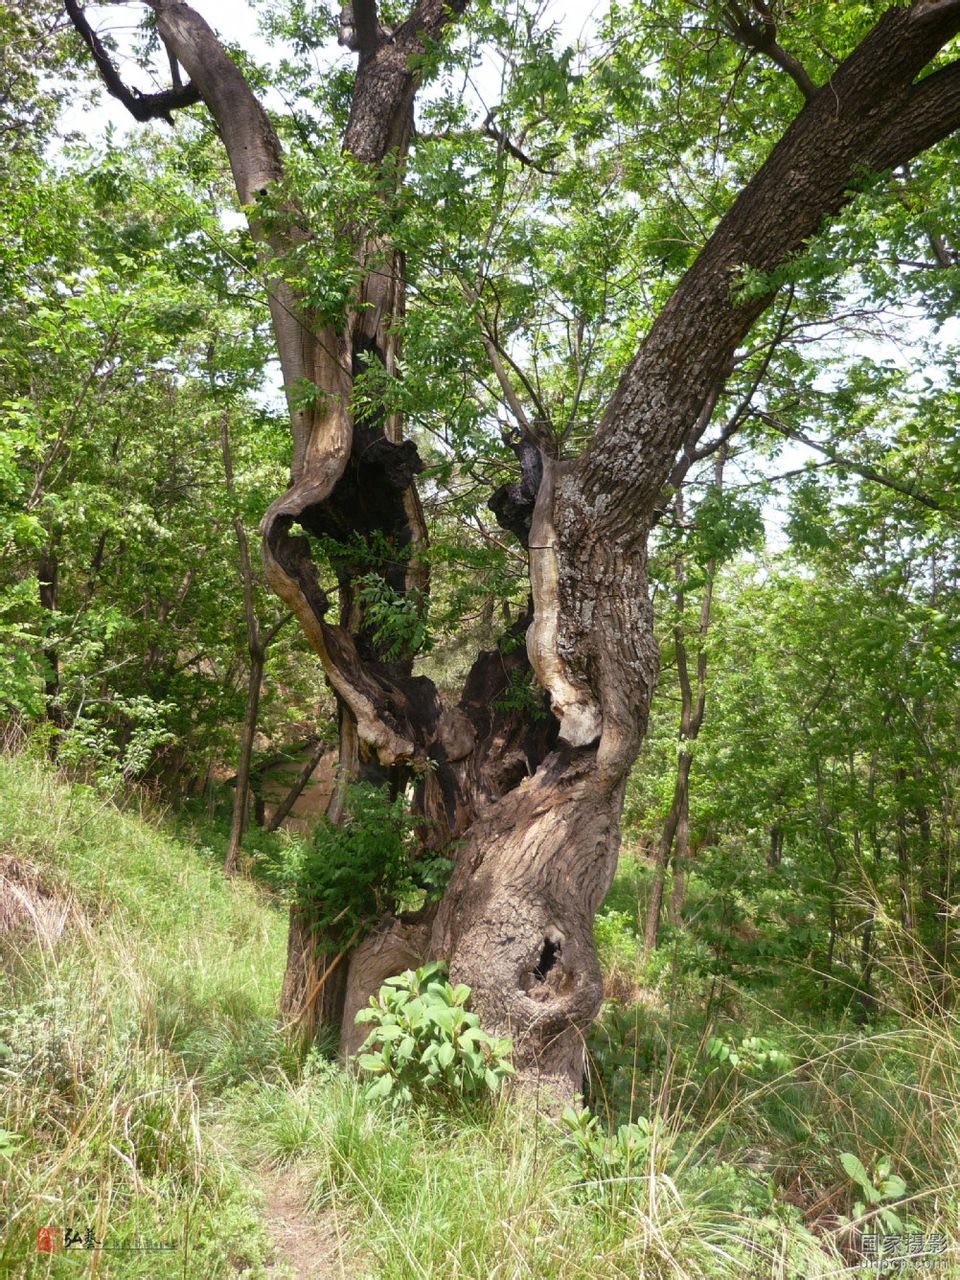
[1,129,320,793]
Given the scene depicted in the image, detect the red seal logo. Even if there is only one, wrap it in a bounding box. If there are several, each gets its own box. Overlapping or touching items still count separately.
[37,1226,62,1253]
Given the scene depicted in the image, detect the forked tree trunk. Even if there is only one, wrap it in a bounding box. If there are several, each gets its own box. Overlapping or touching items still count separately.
[69,0,960,1098]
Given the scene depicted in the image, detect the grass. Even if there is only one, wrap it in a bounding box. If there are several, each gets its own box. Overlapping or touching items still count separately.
[225,1073,778,1280]
[0,751,291,1277]
[2,750,959,1278]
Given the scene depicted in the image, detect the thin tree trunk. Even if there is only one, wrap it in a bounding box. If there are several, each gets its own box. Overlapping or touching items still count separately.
[813,755,842,985]
[669,785,691,924]
[937,797,953,1003]
[644,448,725,955]
[895,765,916,933]
[850,820,875,1024]
[37,548,61,758]
[265,735,329,832]
[856,910,876,1025]
[225,646,264,872]
[645,753,692,955]
[220,414,289,875]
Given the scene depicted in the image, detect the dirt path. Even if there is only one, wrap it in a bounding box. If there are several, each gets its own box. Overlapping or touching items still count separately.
[259,1167,353,1279]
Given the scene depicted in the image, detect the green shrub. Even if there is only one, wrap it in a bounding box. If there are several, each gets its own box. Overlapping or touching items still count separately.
[264,781,450,942]
[593,907,638,969]
[585,1001,659,1123]
[354,961,514,1106]
[355,573,432,661]
[839,1151,908,1232]
[704,1033,792,1076]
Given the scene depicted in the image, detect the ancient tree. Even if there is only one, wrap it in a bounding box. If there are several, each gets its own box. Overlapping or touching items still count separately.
[67,0,960,1095]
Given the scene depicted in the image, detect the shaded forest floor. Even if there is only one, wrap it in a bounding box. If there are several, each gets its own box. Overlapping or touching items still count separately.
[1,752,958,1278]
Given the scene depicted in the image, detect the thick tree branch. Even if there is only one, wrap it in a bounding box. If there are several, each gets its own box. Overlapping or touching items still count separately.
[63,0,199,123]
[659,285,795,515]
[723,1,817,100]
[575,1,960,536]
[867,59,960,171]
[343,0,470,163]
[262,611,293,647]
[265,736,331,832]
[165,39,183,89]
[913,0,960,23]
[339,1,383,57]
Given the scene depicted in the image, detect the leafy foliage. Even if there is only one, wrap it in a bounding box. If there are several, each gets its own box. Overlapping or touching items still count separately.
[560,1105,674,1204]
[839,1152,909,1233]
[355,574,432,662]
[266,782,440,939]
[354,962,515,1106]
[704,1034,792,1076]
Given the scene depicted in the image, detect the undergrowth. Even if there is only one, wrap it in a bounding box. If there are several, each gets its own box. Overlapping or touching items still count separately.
[0,752,291,1277]
[2,752,959,1278]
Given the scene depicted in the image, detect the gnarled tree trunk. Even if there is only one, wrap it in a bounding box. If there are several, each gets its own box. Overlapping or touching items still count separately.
[68,0,960,1099]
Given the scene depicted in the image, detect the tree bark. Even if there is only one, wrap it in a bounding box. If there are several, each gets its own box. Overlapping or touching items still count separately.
[37,547,62,757]
[279,904,351,1040]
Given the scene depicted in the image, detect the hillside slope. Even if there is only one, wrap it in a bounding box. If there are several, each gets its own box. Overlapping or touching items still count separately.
[0,753,296,1277]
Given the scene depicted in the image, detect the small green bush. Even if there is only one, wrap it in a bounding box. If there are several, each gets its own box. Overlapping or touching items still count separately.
[839,1151,908,1233]
[263,782,450,941]
[704,1032,792,1076]
[354,961,514,1106]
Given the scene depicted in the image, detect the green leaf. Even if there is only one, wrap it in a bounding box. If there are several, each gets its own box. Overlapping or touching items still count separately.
[0,1129,21,1154]
[366,1073,395,1100]
[879,1175,907,1200]
[839,1152,874,1198]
